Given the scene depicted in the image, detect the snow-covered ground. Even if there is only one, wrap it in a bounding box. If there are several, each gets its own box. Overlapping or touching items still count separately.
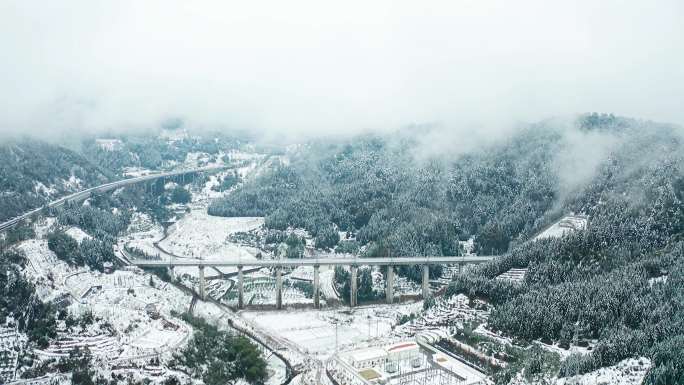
[65,226,92,243]
[191,300,292,383]
[158,210,263,276]
[242,302,423,360]
[535,215,588,240]
[431,351,488,384]
[16,239,76,301]
[554,357,650,385]
[120,213,165,259]
[17,238,193,366]
[33,217,57,239]
[221,271,314,307]
[122,167,154,177]
[160,210,263,260]
[320,269,339,301]
[495,268,527,284]
[0,328,26,383]
[394,294,490,339]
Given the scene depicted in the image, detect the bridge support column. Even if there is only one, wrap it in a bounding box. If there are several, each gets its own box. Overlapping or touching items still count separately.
[350,265,358,308]
[198,266,206,300]
[313,265,320,309]
[386,265,394,304]
[237,265,244,309]
[169,266,175,281]
[422,265,430,299]
[275,267,283,310]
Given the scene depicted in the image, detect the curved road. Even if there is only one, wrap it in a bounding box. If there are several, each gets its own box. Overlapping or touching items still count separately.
[0,165,228,233]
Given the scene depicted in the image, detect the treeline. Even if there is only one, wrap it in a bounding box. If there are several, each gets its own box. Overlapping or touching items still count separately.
[209,122,563,257]
[211,170,241,192]
[81,133,242,172]
[0,134,217,225]
[173,314,267,385]
[47,231,116,271]
[444,116,684,383]
[0,222,36,251]
[334,266,383,304]
[477,243,684,384]
[46,180,174,270]
[212,113,684,381]
[0,249,57,348]
[0,139,112,222]
[42,166,201,271]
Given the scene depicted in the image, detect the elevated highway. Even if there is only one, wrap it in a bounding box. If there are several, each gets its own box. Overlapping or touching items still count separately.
[131,255,495,268]
[0,165,228,233]
[131,255,498,309]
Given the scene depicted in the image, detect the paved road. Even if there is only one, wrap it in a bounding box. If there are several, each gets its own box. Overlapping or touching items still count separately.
[131,255,497,268]
[0,165,228,233]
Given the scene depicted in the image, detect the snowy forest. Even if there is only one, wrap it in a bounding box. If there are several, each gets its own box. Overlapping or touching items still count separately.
[1,113,683,383]
[210,114,684,383]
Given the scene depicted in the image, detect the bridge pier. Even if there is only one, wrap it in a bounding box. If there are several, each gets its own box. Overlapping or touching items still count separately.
[350,265,358,307]
[275,267,283,310]
[169,266,175,281]
[237,265,244,309]
[386,265,394,304]
[313,264,320,309]
[198,266,206,300]
[422,265,430,298]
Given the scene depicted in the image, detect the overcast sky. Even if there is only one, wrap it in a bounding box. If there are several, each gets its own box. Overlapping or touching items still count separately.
[1,0,683,141]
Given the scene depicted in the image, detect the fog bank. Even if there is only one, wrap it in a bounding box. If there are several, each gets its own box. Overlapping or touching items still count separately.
[1,0,683,141]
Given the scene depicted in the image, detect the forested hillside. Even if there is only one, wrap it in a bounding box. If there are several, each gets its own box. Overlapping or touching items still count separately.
[209,117,571,255]
[447,116,684,384]
[0,139,112,222]
[209,114,684,382]
[81,132,240,172]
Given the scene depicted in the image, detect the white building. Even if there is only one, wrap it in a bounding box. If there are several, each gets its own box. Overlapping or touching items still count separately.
[349,347,388,369]
[386,341,420,362]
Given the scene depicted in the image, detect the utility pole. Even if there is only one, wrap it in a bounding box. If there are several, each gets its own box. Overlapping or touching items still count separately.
[367,315,371,340]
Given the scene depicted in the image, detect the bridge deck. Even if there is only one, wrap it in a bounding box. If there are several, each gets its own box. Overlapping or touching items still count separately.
[0,165,227,232]
[131,255,497,268]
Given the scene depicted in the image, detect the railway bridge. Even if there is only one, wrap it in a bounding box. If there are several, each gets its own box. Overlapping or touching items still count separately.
[131,255,497,309]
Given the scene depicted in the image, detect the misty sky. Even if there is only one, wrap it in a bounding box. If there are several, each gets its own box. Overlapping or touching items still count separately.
[1,0,683,140]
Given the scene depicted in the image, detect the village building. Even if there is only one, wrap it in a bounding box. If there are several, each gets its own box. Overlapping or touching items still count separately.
[349,347,388,369]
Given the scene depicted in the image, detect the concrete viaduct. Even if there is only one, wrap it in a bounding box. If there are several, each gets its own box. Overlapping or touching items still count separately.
[0,165,228,233]
[131,255,497,309]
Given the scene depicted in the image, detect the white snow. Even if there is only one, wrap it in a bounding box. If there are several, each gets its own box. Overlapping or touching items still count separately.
[120,213,165,259]
[62,174,83,190]
[159,210,263,276]
[16,238,194,366]
[495,268,527,284]
[242,302,423,360]
[555,357,651,385]
[122,167,154,177]
[535,215,588,240]
[320,269,339,301]
[65,227,92,243]
[33,217,57,239]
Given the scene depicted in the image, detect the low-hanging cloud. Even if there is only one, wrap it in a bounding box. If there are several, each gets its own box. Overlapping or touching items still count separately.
[553,123,624,196]
[1,0,683,142]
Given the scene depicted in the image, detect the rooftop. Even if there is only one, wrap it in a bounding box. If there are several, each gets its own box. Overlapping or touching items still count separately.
[387,342,418,353]
[349,347,387,363]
